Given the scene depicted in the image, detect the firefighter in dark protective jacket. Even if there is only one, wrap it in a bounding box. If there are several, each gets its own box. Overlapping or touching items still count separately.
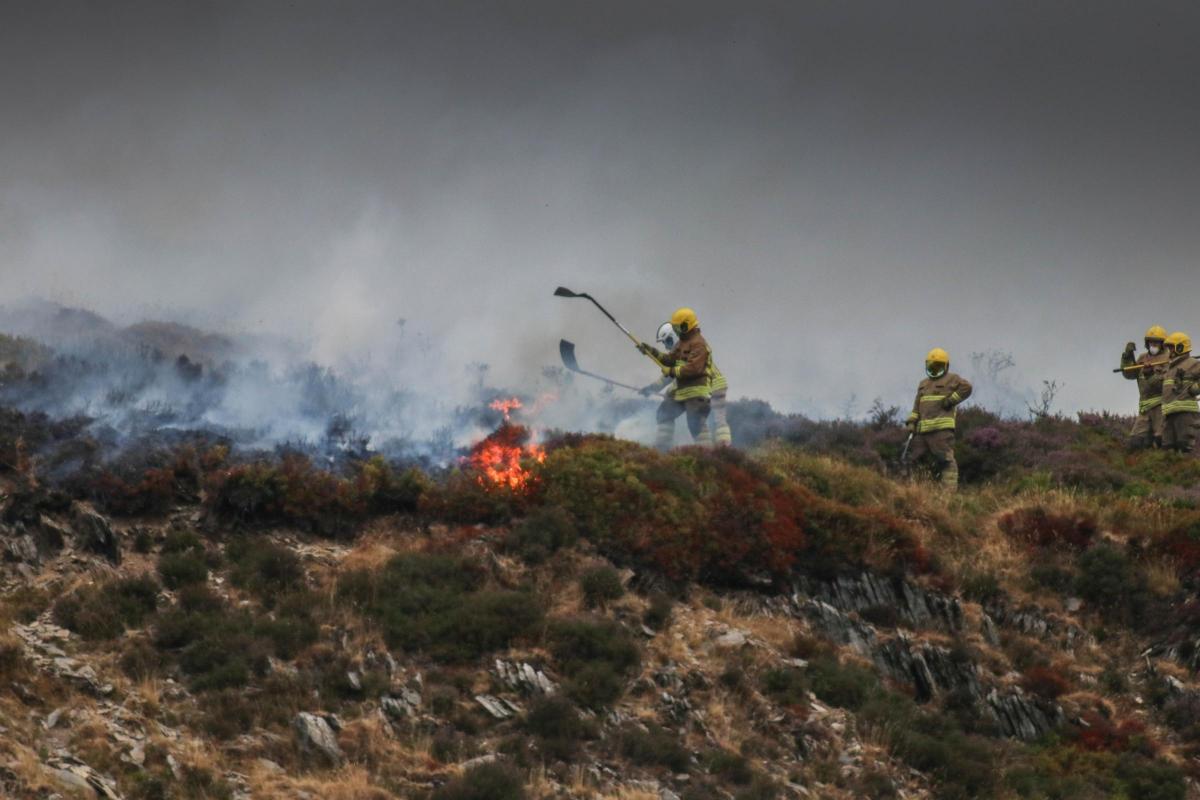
[639,307,713,450]
[1119,325,1170,449]
[905,348,973,491]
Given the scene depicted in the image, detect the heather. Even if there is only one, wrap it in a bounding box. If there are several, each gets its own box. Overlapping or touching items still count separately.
[8,404,1200,799]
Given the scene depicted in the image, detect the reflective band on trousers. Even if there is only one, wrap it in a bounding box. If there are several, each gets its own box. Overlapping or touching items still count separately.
[1164,399,1200,415]
[918,417,956,433]
[1140,396,1163,414]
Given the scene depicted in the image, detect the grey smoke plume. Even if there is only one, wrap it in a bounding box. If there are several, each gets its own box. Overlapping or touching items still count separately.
[2,1,1198,423]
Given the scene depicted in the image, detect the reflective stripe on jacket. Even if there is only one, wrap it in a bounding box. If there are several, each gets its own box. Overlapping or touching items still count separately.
[708,361,728,393]
[908,372,973,434]
[1162,356,1200,416]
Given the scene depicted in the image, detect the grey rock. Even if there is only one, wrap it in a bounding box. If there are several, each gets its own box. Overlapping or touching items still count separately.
[795,572,964,632]
[714,630,748,650]
[293,712,343,765]
[493,660,557,696]
[986,688,1063,740]
[381,687,422,721]
[72,506,120,564]
[980,613,1001,647]
[4,533,39,565]
[474,694,522,719]
[44,755,123,799]
[873,633,981,702]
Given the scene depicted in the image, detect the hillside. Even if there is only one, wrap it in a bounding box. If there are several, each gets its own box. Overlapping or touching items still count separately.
[2,408,1200,800]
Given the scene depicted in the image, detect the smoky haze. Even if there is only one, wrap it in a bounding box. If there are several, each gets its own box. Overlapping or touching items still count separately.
[2,0,1199,424]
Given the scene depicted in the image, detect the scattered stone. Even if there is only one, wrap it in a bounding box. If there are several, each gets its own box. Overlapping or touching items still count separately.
[475,694,522,719]
[1065,597,1083,613]
[381,687,422,721]
[713,630,748,650]
[44,754,123,799]
[44,708,64,729]
[493,660,557,695]
[293,712,343,766]
[460,754,499,770]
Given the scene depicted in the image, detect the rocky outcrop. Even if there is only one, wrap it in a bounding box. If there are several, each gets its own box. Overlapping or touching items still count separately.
[45,752,123,799]
[795,572,964,632]
[293,712,343,766]
[72,506,120,564]
[493,659,558,695]
[874,634,981,702]
[986,689,1063,741]
[984,601,1091,650]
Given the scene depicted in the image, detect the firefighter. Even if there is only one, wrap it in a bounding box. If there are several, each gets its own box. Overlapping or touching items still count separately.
[905,348,973,490]
[640,321,732,446]
[1119,325,1170,449]
[1161,332,1200,453]
[638,308,713,450]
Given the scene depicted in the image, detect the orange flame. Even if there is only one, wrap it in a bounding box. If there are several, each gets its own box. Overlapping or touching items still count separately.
[468,422,545,491]
[489,397,523,422]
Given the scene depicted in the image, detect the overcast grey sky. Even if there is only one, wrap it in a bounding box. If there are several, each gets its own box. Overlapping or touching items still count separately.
[2,1,1198,416]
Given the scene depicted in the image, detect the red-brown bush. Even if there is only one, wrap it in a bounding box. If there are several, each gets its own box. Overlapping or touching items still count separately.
[999,507,1098,551]
[1020,665,1072,700]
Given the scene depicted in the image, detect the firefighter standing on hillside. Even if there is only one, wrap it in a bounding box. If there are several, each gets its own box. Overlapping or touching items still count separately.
[905,348,973,490]
[1161,332,1200,453]
[638,308,714,450]
[641,321,732,446]
[1119,326,1171,449]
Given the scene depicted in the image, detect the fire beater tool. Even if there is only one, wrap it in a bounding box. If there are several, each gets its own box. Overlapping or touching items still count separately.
[553,287,665,366]
[559,340,642,392]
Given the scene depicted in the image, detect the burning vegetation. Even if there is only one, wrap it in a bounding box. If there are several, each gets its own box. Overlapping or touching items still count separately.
[6,317,1200,800]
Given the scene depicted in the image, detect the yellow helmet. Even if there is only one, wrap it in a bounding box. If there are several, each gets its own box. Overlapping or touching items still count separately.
[1145,325,1167,342]
[670,307,699,336]
[1166,332,1192,357]
[925,347,949,377]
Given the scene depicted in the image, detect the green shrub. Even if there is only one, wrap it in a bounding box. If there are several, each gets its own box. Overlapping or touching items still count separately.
[580,566,625,608]
[161,529,206,555]
[338,553,542,663]
[961,570,1002,604]
[761,667,808,708]
[157,551,209,589]
[548,618,640,709]
[119,639,163,680]
[706,750,754,785]
[1030,563,1074,593]
[1074,543,1150,622]
[52,576,160,640]
[430,762,526,800]
[151,589,308,692]
[226,537,304,604]
[619,724,690,772]
[523,696,594,761]
[807,655,878,711]
[504,507,577,564]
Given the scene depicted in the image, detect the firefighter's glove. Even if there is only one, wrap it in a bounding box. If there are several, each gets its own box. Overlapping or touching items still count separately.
[661,363,676,378]
[905,420,917,433]
[1125,342,1137,355]
[940,397,956,410]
